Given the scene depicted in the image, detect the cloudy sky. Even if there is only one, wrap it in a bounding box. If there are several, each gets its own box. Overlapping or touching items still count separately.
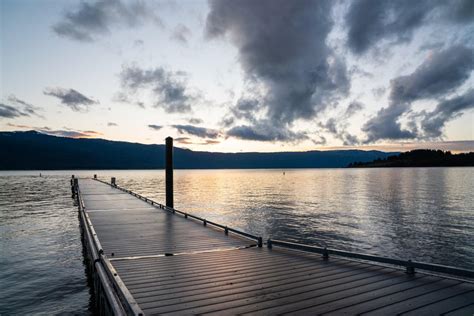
[1,0,473,152]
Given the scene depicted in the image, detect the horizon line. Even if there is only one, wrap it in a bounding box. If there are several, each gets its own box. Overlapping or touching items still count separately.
[2,129,474,154]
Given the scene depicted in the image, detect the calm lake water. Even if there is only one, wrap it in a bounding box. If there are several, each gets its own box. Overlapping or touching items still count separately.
[1,168,473,314]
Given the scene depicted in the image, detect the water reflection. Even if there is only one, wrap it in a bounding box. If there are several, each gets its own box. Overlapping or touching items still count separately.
[101,168,473,270]
[0,175,91,315]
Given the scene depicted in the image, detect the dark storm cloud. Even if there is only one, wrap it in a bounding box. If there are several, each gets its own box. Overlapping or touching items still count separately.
[187,118,203,124]
[228,97,261,123]
[0,103,25,118]
[118,65,199,113]
[44,87,98,112]
[443,0,474,24]
[0,95,42,119]
[53,0,162,42]
[175,137,191,144]
[206,0,350,142]
[113,92,146,108]
[420,89,474,138]
[390,46,474,104]
[362,45,474,143]
[172,124,220,139]
[8,95,35,110]
[171,24,191,44]
[349,66,373,78]
[316,100,363,145]
[227,122,309,142]
[148,124,163,130]
[345,0,432,55]
[318,101,363,146]
[362,103,416,142]
[344,101,364,117]
[345,0,474,55]
[175,137,220,145]
[320,118,338,135]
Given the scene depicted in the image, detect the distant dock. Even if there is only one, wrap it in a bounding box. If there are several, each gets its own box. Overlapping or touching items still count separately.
[72,138,474,315]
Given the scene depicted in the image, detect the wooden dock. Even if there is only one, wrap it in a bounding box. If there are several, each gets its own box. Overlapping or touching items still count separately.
[75,177,474,315]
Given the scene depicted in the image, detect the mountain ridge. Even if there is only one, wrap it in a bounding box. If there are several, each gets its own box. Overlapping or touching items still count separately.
[0,130,396,170]
[348,149,474,167]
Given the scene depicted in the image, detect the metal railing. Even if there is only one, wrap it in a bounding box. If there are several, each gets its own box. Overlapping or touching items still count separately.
[74,180,144,316]
[267,239,474,279]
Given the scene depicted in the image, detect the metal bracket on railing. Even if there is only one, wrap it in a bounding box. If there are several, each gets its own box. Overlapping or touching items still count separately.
[267,238,273,249]
[323,247,329,260]
[225,226,229,235]
[257,237,263,248]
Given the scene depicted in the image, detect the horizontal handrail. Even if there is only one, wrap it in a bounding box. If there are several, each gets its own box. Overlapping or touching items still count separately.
[75,188,126,315]
[76,183,144,316]
[268,239,474,279]
[164,206,261,242]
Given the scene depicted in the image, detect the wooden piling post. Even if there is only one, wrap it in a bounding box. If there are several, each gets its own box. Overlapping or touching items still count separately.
[71,175,76,198]
[72,178,78,198]
[165,137,174,208]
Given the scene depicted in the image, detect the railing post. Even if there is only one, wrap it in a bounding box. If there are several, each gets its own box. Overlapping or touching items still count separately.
[94,174,97,179]
[111,177,116,186]
[267,239,273,249]
[323,247,329,260]
[165,137,174,209]
[257,237,263,247]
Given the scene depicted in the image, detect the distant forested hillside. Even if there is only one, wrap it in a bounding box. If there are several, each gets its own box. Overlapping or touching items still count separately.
[348,150,474,167]
[0,131,395,170]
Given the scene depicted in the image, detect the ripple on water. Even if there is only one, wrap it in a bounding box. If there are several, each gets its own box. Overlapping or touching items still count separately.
[0,175,91,315]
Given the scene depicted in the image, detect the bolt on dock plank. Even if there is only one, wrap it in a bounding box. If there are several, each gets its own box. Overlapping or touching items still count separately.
[75,178,474,315]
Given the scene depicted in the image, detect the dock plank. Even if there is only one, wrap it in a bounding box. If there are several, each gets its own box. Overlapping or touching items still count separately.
[444,303,474,315]
[402,290,474,316]
[362,282,474,315]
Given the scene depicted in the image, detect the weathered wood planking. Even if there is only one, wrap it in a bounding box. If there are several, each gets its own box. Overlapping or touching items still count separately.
[78,179,474,315]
